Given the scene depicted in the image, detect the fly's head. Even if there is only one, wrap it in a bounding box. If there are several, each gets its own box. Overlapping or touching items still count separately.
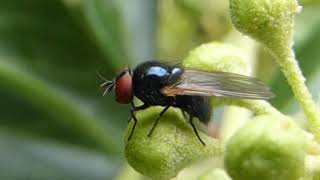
[100,68,133,104]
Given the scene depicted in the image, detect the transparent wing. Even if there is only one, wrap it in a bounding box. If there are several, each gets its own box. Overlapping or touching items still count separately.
[162,69,274,100]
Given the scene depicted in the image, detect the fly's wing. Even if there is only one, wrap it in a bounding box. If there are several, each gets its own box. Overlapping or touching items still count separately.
[162,69,274,100]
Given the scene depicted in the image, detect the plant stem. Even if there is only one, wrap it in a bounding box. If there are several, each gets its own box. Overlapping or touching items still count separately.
[272,48,320,142]
[236,100,284,116]
[213,98,283,116]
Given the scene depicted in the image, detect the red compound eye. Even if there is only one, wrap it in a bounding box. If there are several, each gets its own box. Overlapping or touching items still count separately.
[115,69,133,104]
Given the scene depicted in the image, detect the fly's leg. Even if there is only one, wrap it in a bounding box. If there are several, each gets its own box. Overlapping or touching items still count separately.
[148,105,170,137]
[128,108,138,141]
[128,102,135,123]
[180,109,187,119]
[189,116,206,146]
[128,103,149,141]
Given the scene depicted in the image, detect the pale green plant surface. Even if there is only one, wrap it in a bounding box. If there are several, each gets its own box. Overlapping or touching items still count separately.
[0,0,320,180]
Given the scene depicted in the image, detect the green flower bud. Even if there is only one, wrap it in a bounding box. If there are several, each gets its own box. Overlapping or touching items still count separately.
[225,115,306,180]
[183,42,251,75]
[124,107,223,180]
[230,0,301,53]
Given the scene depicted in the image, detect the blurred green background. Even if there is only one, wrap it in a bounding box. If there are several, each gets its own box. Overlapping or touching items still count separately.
[0,0,319,179]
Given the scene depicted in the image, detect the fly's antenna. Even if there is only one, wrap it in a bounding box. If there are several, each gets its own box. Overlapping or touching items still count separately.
[101,81,115,96]
[96,71,115,96]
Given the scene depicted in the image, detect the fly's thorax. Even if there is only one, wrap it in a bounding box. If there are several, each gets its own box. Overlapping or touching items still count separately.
[132,61,182,105]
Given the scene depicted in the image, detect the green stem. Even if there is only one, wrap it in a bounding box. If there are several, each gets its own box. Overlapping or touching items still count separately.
[213,98,283,116]
[272,48,320,142]
[0,60,121,155]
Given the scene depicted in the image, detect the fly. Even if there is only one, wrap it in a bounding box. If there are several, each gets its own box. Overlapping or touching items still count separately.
[101,61,274,145]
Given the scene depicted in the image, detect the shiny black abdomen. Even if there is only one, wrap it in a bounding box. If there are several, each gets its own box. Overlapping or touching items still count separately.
[174,95,212,125]
[132,61,212,124]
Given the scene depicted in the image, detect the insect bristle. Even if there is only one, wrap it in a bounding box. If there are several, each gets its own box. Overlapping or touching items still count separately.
[101,80,115,96]
[97,70,115,96]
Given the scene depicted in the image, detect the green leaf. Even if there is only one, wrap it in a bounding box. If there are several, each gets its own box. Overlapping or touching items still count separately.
[0,130,120,180]
[0,60,122,155]
[80,0,132,68]
[0,0,132,155]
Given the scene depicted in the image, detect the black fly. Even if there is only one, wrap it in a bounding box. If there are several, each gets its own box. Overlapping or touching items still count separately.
[101,61,274,145]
